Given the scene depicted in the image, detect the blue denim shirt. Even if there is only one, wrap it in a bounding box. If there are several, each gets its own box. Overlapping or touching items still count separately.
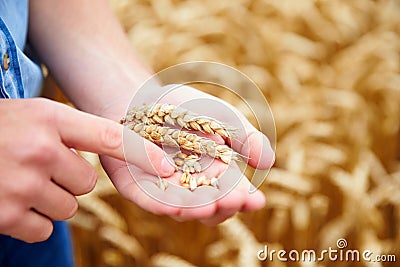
[0,0,42,98]
[0,1,74,266]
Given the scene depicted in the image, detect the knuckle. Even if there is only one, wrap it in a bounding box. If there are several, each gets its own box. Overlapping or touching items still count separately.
[27,98,56,122]
[21,134,57,163]
[32,97,52,106]
[17,177,43,199]
[32,137,56,160]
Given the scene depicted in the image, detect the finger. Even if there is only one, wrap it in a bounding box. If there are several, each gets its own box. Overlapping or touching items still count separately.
[54,103,174,177]
[240,189,266,212]
[8,210,53,243]
[54,103,125,157]
[219,167,266,212]
[51,145,97,195]
[176,203,217,221]
[123,128,175,177]
[31,182,78,221]
[204,90,275,169]
[199,187,245,226]
[231,128,275,170]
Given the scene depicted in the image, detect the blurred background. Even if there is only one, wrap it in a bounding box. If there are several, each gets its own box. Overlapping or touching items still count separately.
[47,0,400,266]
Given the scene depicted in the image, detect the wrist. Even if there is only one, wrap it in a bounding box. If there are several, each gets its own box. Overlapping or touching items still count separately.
[82,75,152,121]
[96,78,168,122]
[95,94,132,122]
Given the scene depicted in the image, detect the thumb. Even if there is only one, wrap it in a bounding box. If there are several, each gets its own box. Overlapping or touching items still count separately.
[54,103,175,177]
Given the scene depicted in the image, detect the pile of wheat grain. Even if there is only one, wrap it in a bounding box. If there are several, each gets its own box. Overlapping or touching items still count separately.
[70,0,400,266]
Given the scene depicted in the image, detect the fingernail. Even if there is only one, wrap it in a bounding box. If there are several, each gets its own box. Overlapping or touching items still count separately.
[160,156,175,177]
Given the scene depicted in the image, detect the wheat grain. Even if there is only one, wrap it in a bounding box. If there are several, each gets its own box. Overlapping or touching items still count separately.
[179,172,190,184]
[181,183,190,189]
[122,103,235,138]
[177,154,202,174]
[197,175,206,186]
[189,174,198,191]
[202,179,211,186]
[156,177,168,191]
[174,158,184,167]
[210,177,219,188]
[176,152,188,159]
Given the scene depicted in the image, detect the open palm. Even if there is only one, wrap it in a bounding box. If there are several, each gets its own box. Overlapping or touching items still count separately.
[100,85,274,225]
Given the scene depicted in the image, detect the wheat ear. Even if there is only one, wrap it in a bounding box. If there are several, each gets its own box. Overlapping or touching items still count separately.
[129,123,238,164]
[121,103,235,138]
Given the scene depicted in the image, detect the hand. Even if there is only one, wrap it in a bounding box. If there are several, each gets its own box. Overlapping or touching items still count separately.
[100,85,275,225]
[0,98,168,242]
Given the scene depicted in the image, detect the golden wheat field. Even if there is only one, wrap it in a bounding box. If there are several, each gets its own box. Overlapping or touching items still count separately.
[65,0,400,266]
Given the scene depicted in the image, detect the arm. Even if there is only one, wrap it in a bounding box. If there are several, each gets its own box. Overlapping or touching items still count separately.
[28,0,273,225]
[28,0,149,119]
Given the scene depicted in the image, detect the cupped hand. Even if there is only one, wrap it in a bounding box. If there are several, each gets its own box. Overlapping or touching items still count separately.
[100,84,275,225]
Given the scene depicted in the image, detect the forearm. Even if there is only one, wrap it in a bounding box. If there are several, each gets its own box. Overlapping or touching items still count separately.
[28,0,153,120]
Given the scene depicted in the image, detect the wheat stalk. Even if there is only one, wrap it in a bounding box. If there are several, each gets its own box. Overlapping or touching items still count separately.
[121,103,235,138]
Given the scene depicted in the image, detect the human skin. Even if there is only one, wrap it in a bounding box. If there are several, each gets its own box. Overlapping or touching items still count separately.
[0,0,274,243]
